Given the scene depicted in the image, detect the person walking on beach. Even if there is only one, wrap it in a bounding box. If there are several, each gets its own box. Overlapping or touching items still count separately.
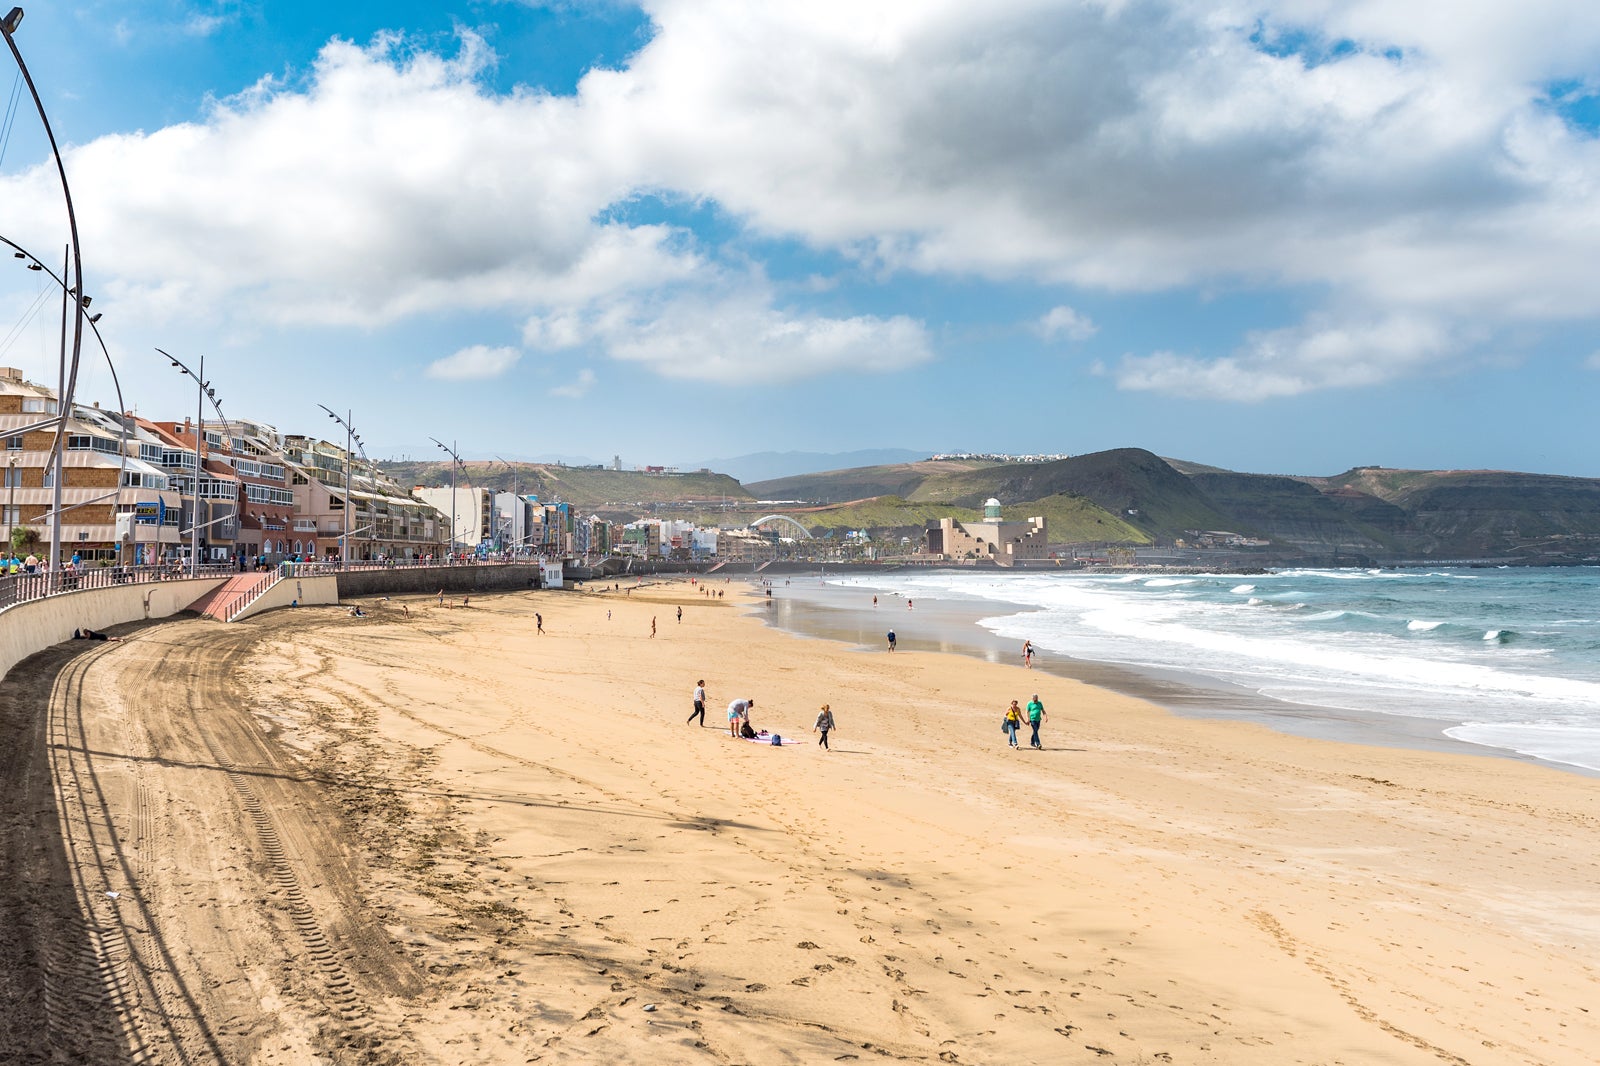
[814,704,836,750]
[677,605,683,624]
[1022,640,1034,668]
[886,628,897,652]
[1003,699,1024,748]
[689,680,707,726]
[728,697,753,737]
[1025,694,1047,749]
[536,612,544,634]
[651,616,657,638]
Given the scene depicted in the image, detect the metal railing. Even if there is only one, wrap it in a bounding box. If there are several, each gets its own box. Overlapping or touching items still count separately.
[0,562,236,611]
[221,570,284,622]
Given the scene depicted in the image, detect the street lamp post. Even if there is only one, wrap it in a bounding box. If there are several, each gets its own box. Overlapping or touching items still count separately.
[493,456,519,552]
[430,438,460,559]
[161,350,217,577]
[2,8,89,576]
[316,405,363,565]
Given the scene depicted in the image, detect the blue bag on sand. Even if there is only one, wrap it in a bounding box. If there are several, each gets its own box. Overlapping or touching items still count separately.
[770,734,782,745]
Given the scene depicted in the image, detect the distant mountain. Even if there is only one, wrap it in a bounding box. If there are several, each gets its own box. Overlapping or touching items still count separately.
[689,449,934,485]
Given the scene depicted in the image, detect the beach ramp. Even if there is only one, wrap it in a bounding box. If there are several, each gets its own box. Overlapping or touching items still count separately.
[186,572,278,621]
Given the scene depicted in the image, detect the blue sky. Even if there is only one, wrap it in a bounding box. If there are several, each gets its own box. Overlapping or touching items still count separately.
[1,1,1599,477]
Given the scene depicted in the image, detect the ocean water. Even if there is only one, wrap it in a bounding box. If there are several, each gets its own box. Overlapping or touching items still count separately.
[819,568,1600,774]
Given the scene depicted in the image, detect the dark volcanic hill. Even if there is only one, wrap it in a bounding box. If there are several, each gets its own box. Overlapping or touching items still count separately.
[909,448,1239,539]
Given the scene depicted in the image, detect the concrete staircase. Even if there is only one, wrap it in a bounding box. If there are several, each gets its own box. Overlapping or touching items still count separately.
[186,572,279,621]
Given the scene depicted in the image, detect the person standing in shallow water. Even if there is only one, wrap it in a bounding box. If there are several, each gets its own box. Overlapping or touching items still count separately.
[886,629,896,652]
[814,704,836,750]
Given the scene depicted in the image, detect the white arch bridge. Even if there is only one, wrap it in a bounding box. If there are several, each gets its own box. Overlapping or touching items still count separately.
[750,514,814,539]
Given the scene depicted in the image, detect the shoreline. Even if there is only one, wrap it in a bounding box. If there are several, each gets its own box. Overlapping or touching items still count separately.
[748,572,1600,778]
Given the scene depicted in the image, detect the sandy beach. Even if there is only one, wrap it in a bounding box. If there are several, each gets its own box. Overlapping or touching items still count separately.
[2,578,1598,1064]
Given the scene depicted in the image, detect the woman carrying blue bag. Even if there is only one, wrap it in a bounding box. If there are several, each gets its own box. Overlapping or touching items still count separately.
[1002,699,1024,748]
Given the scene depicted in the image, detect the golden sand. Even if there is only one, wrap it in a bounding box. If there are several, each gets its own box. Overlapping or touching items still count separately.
[14,577,1600,1064]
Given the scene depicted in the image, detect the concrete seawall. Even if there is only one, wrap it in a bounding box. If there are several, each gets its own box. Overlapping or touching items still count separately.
[0,576,227,680]
[0,564,565,678]
[333,563,549,600]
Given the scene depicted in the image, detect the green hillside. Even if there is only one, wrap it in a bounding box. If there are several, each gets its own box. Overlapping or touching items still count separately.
[379,460,754,511]
[911,448,1238,539]
[745,459,1001,502]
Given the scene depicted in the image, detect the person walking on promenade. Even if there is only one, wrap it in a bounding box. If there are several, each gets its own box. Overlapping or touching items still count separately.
[886,628,897,652]
[1025,694,1047,749]
[814,704,836,750]
[1003,699,1024,749]
[728,697,753,737]
[688,680,707,726]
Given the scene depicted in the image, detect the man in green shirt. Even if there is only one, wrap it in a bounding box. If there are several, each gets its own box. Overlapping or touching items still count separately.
[1025,695,1047,749]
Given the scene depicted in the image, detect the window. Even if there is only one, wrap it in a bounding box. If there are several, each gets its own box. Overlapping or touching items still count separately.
[3,465,19,489]
[21,398,55,414]
[67,435,122,455]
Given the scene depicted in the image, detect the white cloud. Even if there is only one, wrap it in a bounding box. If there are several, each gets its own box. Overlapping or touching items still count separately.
[524,290,932,384]
[1585,350,1600,370]
[1114,314,1459,401]
[6,3,1600,398]
[549,368,597,398]
[426,344,522,381]
[1036,305,1097,342]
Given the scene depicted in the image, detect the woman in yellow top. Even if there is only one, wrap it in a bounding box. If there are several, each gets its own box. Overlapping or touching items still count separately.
[1003,699,1024,749]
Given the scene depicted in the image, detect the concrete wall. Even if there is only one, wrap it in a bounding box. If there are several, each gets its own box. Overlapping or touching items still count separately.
[231,574,339,622]
[334,563,547,599]
[0,576,227,680]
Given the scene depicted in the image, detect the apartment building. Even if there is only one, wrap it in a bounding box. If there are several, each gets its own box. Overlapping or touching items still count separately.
[0,368,186,563]
[285,435,445,560]
[138,417,241,565]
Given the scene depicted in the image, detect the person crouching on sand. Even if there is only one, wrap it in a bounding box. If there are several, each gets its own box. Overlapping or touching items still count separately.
[728,697,753,737]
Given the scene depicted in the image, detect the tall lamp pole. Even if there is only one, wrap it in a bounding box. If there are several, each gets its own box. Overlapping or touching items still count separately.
[2,8,88,575]
[430,437,460,558]
[317,405,358,564]
[493,455,519,552]
[160,350,217,577]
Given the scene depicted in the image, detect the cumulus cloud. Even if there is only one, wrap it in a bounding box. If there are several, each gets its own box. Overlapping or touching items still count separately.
[426,344,522,381]
[5,2,1600,397]
[1114,314,1460,401]
[524,290,932,384]
[1036,305,1097,342]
